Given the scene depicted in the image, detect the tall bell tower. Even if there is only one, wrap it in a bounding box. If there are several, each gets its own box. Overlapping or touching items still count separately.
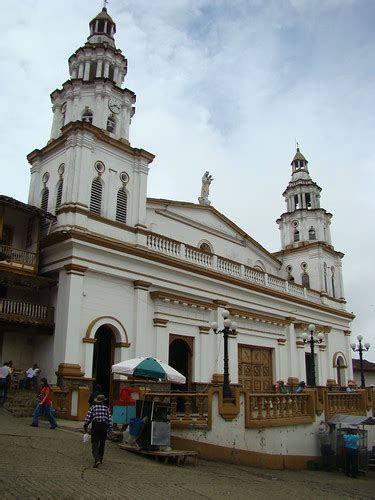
[275,148,345,301]
[27,7,154,230]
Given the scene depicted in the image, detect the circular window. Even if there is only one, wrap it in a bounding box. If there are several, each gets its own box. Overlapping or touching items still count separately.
[42,172,50,184]
[292,220,299,228]
[301,262,307,270]
[286,265,293,273]
[58,163,65,175]
[95,161,105,174]
[120,171,129,184]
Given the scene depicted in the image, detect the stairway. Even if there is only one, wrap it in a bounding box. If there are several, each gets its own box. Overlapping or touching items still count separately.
[3,389,38,417]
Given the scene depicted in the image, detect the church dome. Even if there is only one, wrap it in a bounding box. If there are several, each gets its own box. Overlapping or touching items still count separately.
[89,7,116,38]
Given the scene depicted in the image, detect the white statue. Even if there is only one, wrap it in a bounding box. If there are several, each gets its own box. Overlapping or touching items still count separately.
[199,171,213,205]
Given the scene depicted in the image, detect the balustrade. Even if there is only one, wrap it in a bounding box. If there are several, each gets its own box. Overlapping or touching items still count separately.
[325,390,366,417]
[0,299,54,323]
[145,231,339,308]
[0,244,37,269]
[145,392,209,428]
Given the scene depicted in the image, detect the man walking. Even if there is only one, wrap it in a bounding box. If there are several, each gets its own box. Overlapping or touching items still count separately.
[83,394,112,468]
[317,421,333,471]
[0,362,11,404]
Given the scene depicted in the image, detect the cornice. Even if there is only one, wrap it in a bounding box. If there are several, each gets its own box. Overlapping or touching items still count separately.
[228,307,292,326]
[294,322,331,334]
[41,229,355,320]
[150,290,215,310]
[27,121,154,165]
[272,241,344,259]
[133,280,152,290]
[153,318,169,328]
[64,263,88,276]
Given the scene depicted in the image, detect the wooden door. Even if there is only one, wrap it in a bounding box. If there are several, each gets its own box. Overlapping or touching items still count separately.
[238,345,273,393]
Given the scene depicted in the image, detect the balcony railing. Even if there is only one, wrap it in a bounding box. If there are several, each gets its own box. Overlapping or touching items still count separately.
[146,233,326,306]
[245,392,315,428]
[145,392,210,429]
[325,390,367,417]
[0,299,54,325]
[0,244,37,272]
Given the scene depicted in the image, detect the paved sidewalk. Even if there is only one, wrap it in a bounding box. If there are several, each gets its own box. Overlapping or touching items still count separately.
[0,407,373,499]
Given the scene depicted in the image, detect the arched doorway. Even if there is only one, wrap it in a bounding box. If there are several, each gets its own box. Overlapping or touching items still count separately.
[169,336,193,392]
[92,325,115,400]
[334,354,347,387]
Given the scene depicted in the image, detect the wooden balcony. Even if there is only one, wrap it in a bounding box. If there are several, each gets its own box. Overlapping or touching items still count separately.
[0,299,54,328]
[0,244,38,273]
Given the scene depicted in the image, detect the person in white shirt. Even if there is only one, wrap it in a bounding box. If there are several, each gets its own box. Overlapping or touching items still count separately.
[22,364,40,390]
[0,362,11,404]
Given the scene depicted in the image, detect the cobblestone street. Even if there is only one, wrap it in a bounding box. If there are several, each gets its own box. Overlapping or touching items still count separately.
[0,407,374,499]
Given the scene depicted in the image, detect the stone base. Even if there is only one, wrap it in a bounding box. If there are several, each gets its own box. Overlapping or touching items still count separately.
[211,373,224,384]
[198,197,211,206]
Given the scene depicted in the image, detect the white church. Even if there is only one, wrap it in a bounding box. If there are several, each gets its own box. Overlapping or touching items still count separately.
[1,7,355,400]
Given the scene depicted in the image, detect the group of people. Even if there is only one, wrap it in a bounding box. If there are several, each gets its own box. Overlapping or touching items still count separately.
[0,361,41,405]
[274,380,306,394]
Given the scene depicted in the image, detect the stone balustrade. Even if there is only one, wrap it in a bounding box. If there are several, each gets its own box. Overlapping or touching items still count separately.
[145,232,329,307]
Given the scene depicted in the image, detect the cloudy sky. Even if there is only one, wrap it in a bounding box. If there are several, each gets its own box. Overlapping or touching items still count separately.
[1,0,375,361]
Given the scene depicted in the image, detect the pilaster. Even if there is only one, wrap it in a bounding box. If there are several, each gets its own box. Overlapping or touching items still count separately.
[133,280,152,357]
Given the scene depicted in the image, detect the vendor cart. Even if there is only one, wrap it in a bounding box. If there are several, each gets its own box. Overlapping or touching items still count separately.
[328,414,375,475]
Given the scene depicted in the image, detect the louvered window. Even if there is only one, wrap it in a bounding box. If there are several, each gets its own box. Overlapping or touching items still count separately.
[56,180,63,210]
[82,110,93,123]
[116,189,127,223]
[90,178,102,215]
[107,115,116,133]
[41,188,49,212]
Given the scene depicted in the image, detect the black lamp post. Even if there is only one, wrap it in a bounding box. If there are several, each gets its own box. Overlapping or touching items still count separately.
[351,335,370,388]
[210,309,237,399]
[301,324,325,387]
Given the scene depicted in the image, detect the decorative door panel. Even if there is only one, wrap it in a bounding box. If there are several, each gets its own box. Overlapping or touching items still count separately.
[238,345,273,393]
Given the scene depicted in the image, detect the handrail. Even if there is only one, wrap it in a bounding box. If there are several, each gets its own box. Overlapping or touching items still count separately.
[0,299,54,322]
[0,244,37,267]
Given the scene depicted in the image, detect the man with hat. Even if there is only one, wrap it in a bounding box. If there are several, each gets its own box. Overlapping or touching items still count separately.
[317,421,333,471]
[83,394,113,468]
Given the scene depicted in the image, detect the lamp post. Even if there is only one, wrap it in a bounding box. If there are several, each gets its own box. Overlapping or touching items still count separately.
[351,335,370,388]
[210,309,238,399]
[301,324,325,387]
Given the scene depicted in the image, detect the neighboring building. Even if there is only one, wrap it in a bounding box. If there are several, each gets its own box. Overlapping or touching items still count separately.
[1,8,355,398]
[0,196,55,368]
[352,359,375,387]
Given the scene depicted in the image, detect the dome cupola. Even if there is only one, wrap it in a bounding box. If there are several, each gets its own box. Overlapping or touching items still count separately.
[88,7,116,47]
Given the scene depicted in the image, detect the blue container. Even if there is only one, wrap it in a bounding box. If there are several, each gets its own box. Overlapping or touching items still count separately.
[129,417,143,436]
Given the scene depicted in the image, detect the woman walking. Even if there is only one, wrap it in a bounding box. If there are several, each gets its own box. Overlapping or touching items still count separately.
[30,378,58,429]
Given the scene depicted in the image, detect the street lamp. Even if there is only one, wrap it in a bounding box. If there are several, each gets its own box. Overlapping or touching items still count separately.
[210,309,238,399]
[351,335,370,388]
[301,324,325,387]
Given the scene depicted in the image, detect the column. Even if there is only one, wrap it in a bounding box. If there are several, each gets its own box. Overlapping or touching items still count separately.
[104,61,110,78]
[78,62,84,79]
[53,264,88,374]
[199,325,211,383]
[133,281,152,357]
[113,66,119,84]
[154,319,169,361]
[96,60,103,78]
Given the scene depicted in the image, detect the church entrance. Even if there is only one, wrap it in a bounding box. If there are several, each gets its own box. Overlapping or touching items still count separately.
[238,345,273,392]
[168,335,193,392]
[92,325,115,400]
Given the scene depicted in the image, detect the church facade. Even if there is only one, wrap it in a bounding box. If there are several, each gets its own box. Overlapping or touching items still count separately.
[1,8,354,397]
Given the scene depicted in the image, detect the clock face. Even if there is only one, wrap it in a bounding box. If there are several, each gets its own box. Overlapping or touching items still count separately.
[108,98,121,114]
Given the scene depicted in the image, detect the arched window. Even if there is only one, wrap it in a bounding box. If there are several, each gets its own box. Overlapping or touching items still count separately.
[107,115,116,133]
[309,227,316,240]
[82,109,93,124]
[89,178,103,215]
[41,187,49,212]
[301,272,310,288]
[116,188,127,223]
[287,275,295,283]
[293,230,300,242]
[199,242,212,253]
[55,179,63,211]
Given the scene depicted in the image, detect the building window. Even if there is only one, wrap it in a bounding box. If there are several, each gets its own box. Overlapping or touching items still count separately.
[55,180,63,211]
[41,187,49,212]
[89,178,103,215]
[82,109,93,123]
[116,188,127,223]
[293,230,300,242]
[199,242,212,253]
[302,272,310,288]
[107,115,116,133]
[305,193,311,208]
[309,227,316,240]
[294,195,299,209]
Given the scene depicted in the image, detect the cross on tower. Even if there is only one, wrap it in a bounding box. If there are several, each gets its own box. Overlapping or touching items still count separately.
[103,0,109,8]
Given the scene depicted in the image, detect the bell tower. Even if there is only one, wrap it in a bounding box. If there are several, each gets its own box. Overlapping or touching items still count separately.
[27,7,154,230]
[275,148,345,300]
